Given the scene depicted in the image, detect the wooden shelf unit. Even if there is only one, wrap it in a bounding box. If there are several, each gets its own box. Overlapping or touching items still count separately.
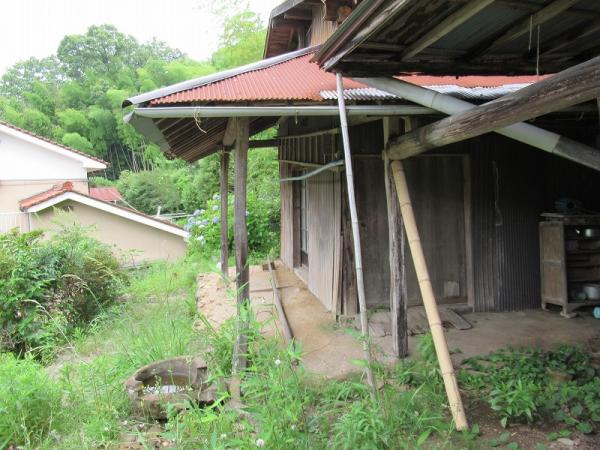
[540,214,600,317]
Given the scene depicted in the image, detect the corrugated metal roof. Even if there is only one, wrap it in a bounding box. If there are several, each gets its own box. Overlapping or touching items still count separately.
[125,46,318,107]
[150,54,365,104]
[150,51,543,105]
[320,83,535,101]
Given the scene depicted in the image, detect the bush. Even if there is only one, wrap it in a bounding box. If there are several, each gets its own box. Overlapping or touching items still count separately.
[0,225,127,358]
[0,353,63,446]
[186,190,279,258]
[117,169,182,214]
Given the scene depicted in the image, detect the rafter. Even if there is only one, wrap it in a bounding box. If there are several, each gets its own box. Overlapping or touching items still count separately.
[401,0,494,60]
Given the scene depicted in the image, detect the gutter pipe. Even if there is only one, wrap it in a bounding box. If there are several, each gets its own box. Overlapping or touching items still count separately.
[130,105,435,119]
[355,77,600,168]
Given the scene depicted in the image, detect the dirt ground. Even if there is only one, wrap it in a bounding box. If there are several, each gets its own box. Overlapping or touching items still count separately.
[193,261,600,449]
[197,261,600,377]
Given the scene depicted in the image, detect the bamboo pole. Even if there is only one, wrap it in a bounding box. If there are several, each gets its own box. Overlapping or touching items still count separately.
[335,73,376,399]
[390,159,468,431]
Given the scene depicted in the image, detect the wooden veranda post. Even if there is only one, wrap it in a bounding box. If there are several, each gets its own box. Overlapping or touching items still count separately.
[220,150,230,278]
[382,118,407,359]
[390,159,468,431]
[230,117,250,402]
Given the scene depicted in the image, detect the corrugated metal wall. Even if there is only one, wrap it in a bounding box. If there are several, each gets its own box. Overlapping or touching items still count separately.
[470,135,543,312]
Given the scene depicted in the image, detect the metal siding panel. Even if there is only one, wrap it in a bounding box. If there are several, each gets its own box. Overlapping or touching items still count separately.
[471,140,497,312]
[307,171,338,310]
[471,135,543,312]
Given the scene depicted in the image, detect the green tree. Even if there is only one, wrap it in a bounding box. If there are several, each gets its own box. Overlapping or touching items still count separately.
[212,11,266,70]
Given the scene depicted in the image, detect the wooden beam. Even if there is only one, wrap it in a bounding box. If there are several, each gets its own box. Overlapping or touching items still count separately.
[387,55,600,161]
[248,138,279,148]
[230,117,250,402]
[382,118,407,359]
[284,10,312,21]
[541,19,600,56]
[219,150,230,279]
[222,118,237,147]
[401,0,495,60]
[482,0,580,51]
[495,0,600,19]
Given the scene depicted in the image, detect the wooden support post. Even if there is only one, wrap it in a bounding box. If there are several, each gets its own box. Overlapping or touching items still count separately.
[230,117,250,402]
[219,150,230,278]
[336,73,376,399]
[382,118,407,359]
[390,159,468,431]
[387,55,600,161]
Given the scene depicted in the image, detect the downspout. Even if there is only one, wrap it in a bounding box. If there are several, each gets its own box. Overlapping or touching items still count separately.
[335,73,376,400]
[355,77,600,169]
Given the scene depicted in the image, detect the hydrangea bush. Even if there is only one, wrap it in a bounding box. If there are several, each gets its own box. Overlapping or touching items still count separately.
[186,191,279,258]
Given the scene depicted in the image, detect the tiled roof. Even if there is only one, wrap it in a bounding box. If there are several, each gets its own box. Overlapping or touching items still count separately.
[19,182,184,232]
[148,51,544,105]
[89,187,123,202]
[19,182,75,210]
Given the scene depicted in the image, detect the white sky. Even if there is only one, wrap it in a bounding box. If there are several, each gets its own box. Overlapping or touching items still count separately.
[0,0,281,75]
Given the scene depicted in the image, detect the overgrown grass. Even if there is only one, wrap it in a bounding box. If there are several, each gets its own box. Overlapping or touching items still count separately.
[0,255,207,448]
[2,254,479,449]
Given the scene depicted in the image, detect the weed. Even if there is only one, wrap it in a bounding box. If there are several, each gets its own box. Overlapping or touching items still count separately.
[0,353,63,447]
[460,346,600,432]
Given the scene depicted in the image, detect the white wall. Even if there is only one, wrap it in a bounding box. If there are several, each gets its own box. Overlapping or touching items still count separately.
[0,129,89,181]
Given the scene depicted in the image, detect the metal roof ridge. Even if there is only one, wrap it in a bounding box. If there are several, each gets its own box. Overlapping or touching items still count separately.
[123,46,320,107]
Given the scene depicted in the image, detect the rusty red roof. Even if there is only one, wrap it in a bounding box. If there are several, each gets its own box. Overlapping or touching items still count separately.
[89,187,122,202]
[149,52,543,105]
[150,54,364,104]
[0,120,109,168]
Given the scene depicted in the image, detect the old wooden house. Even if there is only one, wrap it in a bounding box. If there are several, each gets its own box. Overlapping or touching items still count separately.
[125,0,600,361]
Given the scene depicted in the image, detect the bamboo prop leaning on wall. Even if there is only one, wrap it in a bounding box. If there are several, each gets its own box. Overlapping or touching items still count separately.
[389,154,468,431]
[335,73,376,400]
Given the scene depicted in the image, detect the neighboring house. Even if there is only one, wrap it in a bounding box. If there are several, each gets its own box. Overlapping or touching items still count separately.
[89,186,123,204]
[125,0,600,355]
[0,121,188,264]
